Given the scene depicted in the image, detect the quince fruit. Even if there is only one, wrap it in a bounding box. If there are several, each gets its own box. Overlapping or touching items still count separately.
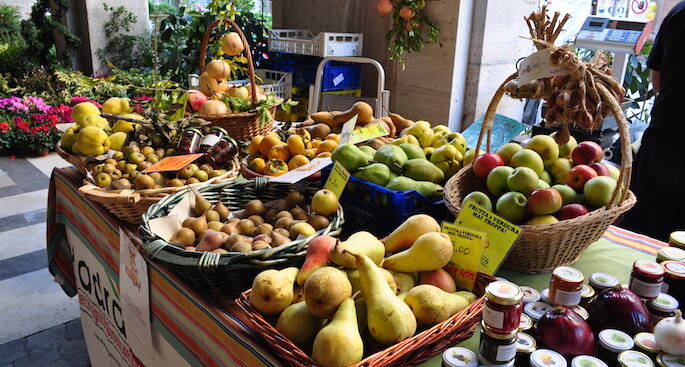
[112,114,141,133]
[59,125,79,152]
[71,102,100,124]
[73,126,111,156]
[108,132,128,151]
[101,97,132,115]
[79,115,110,130]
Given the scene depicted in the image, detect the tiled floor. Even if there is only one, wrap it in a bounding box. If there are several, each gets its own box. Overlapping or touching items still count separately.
[0,154,89,366]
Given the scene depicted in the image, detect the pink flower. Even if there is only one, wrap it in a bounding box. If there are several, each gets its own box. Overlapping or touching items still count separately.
[12,116,23,124]
[133,104,144,114]
[70,96,90,104]
[133,95,153,102]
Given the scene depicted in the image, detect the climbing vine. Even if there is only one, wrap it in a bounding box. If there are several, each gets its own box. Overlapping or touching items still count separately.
[20,0,81,69]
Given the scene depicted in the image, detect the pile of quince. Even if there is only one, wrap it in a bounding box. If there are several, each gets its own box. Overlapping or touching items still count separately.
[247,214,476,367]
[245,129,340,176]
[60,97,143,157]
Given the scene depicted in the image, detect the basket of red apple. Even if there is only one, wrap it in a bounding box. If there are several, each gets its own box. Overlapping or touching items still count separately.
[445,118,635,273]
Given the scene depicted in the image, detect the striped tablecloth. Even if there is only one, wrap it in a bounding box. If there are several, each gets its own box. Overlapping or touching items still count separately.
[47,166,667,367]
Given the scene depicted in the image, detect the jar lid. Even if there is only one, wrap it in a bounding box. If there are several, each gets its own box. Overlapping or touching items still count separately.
[481,321,518,340]
[648,293,679,312]
[634,332,661,354]
[618,350,654,367]
[442,347,478,367]
[590,272,619,288]
[519,313,533,331]
[598,329,634,352]
[658,247,685,262]
[520,286,541,304]
[581,284,595,299]
[485,281,523,305]
[541,288,550,303]
[530,349,567,367]
[516,332,537,353]
[662,261,685,278]
[570,305,589,320]
[657,353,685,367]
[553,266,585,284]
[669,231,685,246]
[571,356,608,367]
[185,128,203,134]
[524,301,553,321]
[634,260,665,277]
[209,126,228,134]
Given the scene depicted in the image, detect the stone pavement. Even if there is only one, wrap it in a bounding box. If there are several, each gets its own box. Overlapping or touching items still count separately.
[0,319,88,367]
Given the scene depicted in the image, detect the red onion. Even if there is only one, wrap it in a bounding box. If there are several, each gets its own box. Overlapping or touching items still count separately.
[587,286,653,335]
[536,307,595,358]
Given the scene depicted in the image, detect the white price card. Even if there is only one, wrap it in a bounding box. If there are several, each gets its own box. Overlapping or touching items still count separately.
[517,48,570,85]
[338,115,358,144]
[269,157,333,184]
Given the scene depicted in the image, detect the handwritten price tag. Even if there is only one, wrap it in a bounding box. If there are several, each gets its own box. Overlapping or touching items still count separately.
[350,123,389,144]
[442,222,485,291]
[142,154,203,173]
[517,48,570,85]
[324,161,350,198]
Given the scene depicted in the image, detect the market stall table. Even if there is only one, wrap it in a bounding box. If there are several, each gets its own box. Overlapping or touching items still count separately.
[47,166,667,367]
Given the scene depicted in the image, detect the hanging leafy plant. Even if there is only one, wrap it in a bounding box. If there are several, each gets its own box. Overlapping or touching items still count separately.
[382,0,439,67]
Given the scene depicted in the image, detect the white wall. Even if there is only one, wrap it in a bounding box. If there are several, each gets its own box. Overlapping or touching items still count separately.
[1,0,35,18]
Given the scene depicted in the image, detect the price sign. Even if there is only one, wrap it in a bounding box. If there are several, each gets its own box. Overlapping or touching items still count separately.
[141,154,203,173]
[350,123,389,144]
[517,48,570,85]
[269,157,332,184]
[442,222,485,291]
[324,161,350,198]
[338,115,358,144]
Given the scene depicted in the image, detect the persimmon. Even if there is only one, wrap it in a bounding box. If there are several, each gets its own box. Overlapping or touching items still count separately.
[268,144,291,161]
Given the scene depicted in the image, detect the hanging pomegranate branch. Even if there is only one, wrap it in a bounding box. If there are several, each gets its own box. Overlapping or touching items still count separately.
[378,0,440,67]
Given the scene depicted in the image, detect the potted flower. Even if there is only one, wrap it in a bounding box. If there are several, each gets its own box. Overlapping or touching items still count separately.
[0,97,71,156]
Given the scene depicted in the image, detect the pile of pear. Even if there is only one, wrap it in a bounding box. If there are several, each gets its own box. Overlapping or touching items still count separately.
[248,214,476,367]
[170,190,338,254]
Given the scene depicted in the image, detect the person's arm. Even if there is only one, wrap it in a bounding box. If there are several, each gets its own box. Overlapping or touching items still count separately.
[651,70,661,93]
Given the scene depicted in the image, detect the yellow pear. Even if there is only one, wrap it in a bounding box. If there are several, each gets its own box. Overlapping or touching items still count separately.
[403,284,470,325]
[275,301,322,349]
[330,231,384,268]
[249,267,299,315]
[383,232,453,272]
[390,271,417,293]
[346,268,397,294]
[71,102,100,124]
[384,214,441,254]
[311,298,363,367]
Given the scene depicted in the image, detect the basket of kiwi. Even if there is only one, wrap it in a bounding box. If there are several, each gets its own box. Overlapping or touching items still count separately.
[139,177,344,295]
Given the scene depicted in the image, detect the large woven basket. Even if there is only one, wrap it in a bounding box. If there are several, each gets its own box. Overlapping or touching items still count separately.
[196,18,278,141]
[236,291,483,367]
[139,178,344,295]
[79,157,239,224]
[443,77,636,274]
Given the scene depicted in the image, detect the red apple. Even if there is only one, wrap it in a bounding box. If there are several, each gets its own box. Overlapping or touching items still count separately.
[571,141,603,165]
[557,203,589,220]
[473,153,504,180]
[188,90,208,112]
[527,188,563,216]
[589,162,610,177]
[566,165,598,190]
[419,268,457,292]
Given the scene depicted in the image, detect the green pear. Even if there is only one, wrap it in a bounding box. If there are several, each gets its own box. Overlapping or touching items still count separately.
[330,232,384,268]
[403,285,471,325]
[311,298,363,367]
[249,267,299,315]
[350,252,417,344]
[275,301,322,349]
[383,232,453,273]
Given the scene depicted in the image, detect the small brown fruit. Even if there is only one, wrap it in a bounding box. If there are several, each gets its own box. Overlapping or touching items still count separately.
[254,223,273,235]
[207,221,223,231]
[134,174,156,189]
[248,215,264,226]
[236,219,255,235]
[252,241,271,251]
[213,201,230,221]
[264,208,278,224]
[253,234,272,244]
[205,209,220,223]
[290,206,308,221]
[307,215,330,230]
[212,248,228,254]
[171,227,195,246]
[285,191,306,209]
[274,217,294,230]
[230,242,252,252]
[184,246,197,251]
[273,228,290,237]
[245,200,266,216]
[270,231,291,247]
[220,223,238,235]
[276,210,293,221]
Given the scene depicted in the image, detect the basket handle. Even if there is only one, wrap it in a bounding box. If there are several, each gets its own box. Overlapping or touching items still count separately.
[474,73,632,209]
[79,184,141,204]
[198,17,258,106]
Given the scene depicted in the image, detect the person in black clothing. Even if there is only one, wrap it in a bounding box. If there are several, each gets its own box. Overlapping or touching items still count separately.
[622,1,685,241]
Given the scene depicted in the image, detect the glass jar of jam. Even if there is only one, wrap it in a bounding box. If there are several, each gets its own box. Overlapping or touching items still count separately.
[479,324,518,365]
[519,313,533,333]
[571,356,607,367]
[656,353,685,367]
[668,231,685,250]
[520,286,541,304]
[630,260,665,300]
[177,128,203,154]
[657,247,685,263]
[549,266,584,307]
[597,329,635,367]
[479,356,515,367]
[530,349,567,367]
[590,272,620,294]
[618,350,654,367]
[647,293,679,325]
[199,127,227,152]
[524,301,553,323]
[483,281,523,334]
[540,289,550,304]
[203,135,239,169]
[634,332,661,358]
[442,346,478,367]
[661,261,685,310]
[515,332,536,367]
[580,284,596,308]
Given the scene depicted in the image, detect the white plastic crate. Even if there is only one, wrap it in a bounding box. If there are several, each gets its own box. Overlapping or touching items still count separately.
[188,69,292,100]
[268,29,363,57]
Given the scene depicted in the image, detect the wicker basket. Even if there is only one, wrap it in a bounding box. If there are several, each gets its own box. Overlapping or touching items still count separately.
[196,18,279,141]
[236,291,483,367]
[56,143,104,175]
[443,77,636,274]
[139,178,344,295]
[79,157,239,224]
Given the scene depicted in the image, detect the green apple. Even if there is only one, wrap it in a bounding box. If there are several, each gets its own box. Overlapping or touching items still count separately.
[510,149,544,175]
[95,172,112,188]
[584,176,617,208]
[605,164,620,181]
[193,169,209,182]
[462,191,493,211]
[495,143,523,165]
[525,135,559,164]
[548,158,573,184]
[527,215,559,225]
[122,145,140,157]
[178,165,196,179]
[112,151,124,161]
[538,179,550,189]
[128,152,145,164]
[507,167,539,196]
[540,170,552,184]
[146,154,160,163]
[551,132,578,159]
[552,184,579,205]
[496,192,528,223]
[432,125,451,135]
[486,166,514,197]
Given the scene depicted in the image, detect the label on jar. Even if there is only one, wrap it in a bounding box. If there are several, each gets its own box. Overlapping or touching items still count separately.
[553,289,582,306]
[201,134,220,148]
[483,304,505,329]
[661,282,670,293]
[629,276,663,298]
[496,342,517,362]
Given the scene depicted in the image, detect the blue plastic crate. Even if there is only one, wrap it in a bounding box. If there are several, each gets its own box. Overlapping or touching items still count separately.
[266,58,318,87]
[321,165,448,237]
[321,63,361,92]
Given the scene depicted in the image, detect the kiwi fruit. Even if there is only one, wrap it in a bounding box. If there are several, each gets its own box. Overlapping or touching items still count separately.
[273,228,290,237]
[244,200,266,217]
[275,210,293,221]
[171,228,196,246]
[252,241,271,251]
[254,223,273,236]
[253,234,272,244]
[205,209,220,223]
[207,221,223,231]
[184,246,197,252]
[230,242,252,252]
[248,215,264,226]
[220,222,238,235]
[290,206,308,221]
[236,219,255,235]
[264,209,279,224]
[308,215,330,230]
[285,191,306,209]
[228,217,240,224]
[213,202,230,221]
[274,217,294,230]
